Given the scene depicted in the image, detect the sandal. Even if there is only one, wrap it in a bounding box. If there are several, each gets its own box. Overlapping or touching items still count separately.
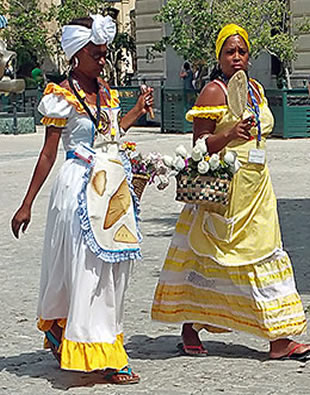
[271,343,310,361]
[177,342,208,357]
[102,367,140,385]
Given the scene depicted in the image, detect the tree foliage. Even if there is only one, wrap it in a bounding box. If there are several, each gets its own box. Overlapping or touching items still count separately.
[0,0,49,74]
[154,0,310,68]
[0,0,136,84]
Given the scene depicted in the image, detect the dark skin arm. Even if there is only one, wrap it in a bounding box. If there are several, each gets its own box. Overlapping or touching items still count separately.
[11,126,62,238]
[120,87,154,131]
[193,82,253,153]
[63,78,154,133]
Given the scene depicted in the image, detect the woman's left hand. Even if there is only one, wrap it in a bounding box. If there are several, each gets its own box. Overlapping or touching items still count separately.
[136,86,154,116]
[120,86,154,131]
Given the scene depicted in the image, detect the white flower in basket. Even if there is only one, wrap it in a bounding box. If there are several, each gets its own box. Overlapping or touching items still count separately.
[209,153,220,170]
[173,156,186,171]
[223,151,235,165]
[175,144,188,158]
[162,155,174,167]
[195,138,208,155]
[224,151,241,174]
[191,146,204,162]
[197,160,210,174]
[163,139,240,212]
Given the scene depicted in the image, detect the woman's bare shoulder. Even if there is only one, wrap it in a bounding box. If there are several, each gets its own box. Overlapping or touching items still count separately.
[195,81,226,107]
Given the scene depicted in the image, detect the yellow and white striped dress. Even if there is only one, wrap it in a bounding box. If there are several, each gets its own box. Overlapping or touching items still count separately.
[151,80,307,340]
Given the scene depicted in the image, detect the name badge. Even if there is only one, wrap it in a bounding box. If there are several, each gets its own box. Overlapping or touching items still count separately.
[74,144,96,166]
[248,149,266,165]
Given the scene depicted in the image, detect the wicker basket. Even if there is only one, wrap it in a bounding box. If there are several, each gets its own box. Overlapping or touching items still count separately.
[132,174,150,199]
[176,173,231,212]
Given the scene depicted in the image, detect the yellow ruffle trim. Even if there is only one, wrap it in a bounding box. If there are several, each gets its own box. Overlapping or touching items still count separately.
[37,317,67,331]
[60,334,128,372]
[186,105,228,122]
[43,83,120,115]
[37,318,128,372]
[41,116,67,128]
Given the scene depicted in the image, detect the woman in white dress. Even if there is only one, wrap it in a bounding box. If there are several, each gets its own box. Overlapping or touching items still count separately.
[11,15,153,385]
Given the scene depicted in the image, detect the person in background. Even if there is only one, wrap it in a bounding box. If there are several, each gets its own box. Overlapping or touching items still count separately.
[31,67,44,89]
[180,61,194,90]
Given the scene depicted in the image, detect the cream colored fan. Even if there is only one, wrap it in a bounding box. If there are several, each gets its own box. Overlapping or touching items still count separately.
[227,70,248,119]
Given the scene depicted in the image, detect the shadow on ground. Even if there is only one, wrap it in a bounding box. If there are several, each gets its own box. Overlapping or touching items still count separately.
[0,350,113,390]
[277,199,310,294]
[0,334,267,391]
[126,335,267,361]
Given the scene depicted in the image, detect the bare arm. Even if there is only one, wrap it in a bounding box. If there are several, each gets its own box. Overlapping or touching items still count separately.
[193,82,253,153]
[120,88,154,132]
[11,126,62,238]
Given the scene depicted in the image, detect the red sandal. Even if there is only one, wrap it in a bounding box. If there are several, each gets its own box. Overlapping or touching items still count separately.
[272,343,310,361]
[177,342,208,357]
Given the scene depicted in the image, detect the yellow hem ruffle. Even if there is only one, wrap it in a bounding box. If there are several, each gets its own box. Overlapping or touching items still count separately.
[60,334,128,372]
[41,116,67,128]
[37,318,128,372]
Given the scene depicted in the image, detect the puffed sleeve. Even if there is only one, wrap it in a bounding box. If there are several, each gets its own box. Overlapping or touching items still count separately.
[186,105,228,122]
[38,83,74,128]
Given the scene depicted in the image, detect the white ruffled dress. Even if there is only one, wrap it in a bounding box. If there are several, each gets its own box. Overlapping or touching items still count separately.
[36,83,141,372]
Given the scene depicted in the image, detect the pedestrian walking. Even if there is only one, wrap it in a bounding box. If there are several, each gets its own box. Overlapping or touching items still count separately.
[180,61,194,90]
[11,14,153,384]
[152,23,310,361]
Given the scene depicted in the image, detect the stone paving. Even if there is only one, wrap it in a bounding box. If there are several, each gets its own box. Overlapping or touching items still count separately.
[0,127,310,394]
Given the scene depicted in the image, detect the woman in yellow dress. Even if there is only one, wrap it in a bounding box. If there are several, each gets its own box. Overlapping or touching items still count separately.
[152,24,310,360]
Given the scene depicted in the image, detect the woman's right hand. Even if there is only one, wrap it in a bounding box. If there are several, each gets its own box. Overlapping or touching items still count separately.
[11,204,31,239]
[228,116,255,141]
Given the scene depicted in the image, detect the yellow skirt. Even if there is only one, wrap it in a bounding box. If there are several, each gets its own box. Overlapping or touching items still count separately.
[151,205,307,341]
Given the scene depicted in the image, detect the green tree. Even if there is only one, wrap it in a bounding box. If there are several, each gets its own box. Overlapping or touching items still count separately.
[1,0,137,85]
[0,0,49,76]
[154,0,310,87]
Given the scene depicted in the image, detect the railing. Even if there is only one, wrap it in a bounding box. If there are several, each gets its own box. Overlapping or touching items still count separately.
[266,88,310,138]
[0,88,41,134]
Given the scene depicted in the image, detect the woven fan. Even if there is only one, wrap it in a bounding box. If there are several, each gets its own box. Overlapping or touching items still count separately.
[227,70,248,119]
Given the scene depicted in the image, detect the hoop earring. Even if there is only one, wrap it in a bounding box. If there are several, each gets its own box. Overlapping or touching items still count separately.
[72,56,79,70]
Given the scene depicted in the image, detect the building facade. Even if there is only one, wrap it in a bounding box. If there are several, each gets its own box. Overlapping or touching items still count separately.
[135,0,310,89]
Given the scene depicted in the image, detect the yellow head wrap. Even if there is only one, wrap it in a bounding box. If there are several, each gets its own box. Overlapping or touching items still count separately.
[215,24,250,59]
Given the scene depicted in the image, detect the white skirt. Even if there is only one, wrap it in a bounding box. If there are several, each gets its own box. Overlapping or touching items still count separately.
[37,159,131,371]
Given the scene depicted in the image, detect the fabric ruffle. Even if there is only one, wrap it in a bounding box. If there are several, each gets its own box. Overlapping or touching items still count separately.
[41,116,68,128]
[152,250,307,340]
[38,318,127,372]
[61,333,127,372]
[186,105,228,122]
[42,83,120,116]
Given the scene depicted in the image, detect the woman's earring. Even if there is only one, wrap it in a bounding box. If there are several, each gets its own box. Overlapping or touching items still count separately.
[72,56,79,70]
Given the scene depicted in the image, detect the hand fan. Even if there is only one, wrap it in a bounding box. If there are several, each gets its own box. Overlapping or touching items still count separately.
[227,70,248,119]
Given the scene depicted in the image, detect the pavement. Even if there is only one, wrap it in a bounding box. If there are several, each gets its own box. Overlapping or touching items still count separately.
[1,126,310,394]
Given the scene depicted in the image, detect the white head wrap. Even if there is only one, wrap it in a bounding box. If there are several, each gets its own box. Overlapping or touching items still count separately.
[61,14,116,60]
